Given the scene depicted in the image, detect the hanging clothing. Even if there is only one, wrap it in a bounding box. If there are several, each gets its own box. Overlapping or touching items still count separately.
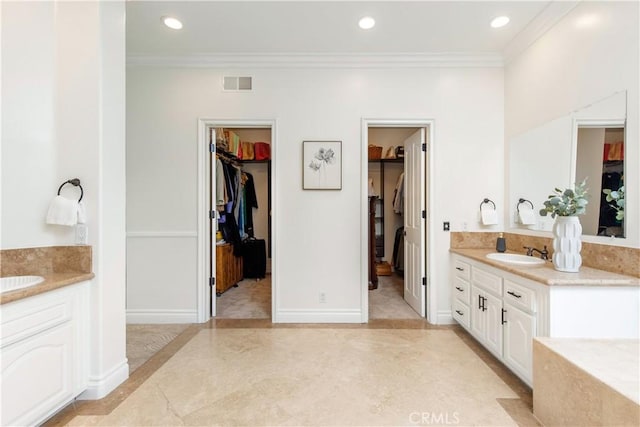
[243,173,258,238]
[217,159,243,255]
[599,172,622,228]
[392,226,404,272]
[393,173,405,214]
[215,158,227,210]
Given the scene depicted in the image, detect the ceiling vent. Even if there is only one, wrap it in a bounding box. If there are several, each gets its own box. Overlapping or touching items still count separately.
[223,76,252,91]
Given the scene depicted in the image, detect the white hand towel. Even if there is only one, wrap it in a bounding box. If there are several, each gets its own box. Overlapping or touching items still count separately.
[519,209,536,225]
[481,209,498,225]
[46,196,78,226]
[77,201,87,224]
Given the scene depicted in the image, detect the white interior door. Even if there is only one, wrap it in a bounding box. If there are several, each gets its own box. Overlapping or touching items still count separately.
[403,128,425,316]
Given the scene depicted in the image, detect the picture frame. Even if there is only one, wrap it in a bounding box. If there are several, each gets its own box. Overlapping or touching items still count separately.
[303,141,342,190]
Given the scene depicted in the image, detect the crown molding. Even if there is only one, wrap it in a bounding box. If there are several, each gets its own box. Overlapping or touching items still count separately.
[503,1,580,64]
[126,52,504,68]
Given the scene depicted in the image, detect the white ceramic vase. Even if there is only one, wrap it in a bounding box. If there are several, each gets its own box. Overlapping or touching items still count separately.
[552,216,582,272]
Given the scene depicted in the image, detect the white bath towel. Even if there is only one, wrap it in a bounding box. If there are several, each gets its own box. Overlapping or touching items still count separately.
[46,196,78,226]
[77,201,87,224]
[481,209,498,225]
[519,208,536,225]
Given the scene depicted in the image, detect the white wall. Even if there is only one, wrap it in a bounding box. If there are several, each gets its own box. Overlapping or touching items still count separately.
[1,0,127,399]
[1,1,63,247]
[505,0,639,248]
[126,65,504,323]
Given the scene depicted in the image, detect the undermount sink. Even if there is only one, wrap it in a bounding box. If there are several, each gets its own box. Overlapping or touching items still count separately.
[486,253,546,266]
[1,275,45,293]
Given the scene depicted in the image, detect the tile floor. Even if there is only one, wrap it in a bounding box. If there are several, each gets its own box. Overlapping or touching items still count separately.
[369,274,422,319]
[127,324,191,372]
[45,273,540,426]
[215,273,420,320]
[47,319,539,426]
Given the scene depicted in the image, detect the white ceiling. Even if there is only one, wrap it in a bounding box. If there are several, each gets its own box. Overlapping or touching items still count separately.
[126,1,569,58]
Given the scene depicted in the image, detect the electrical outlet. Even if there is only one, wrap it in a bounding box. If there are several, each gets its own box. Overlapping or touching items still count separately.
[319,292,326,303]
[443,221,450,231]
[462,221,468,231]
[75,224,88,245]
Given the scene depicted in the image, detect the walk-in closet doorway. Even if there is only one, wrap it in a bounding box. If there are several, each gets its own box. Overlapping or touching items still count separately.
[362,120,435,323]
[196,120,277,322]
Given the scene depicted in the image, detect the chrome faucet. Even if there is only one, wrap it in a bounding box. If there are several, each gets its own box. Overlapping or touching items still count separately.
[524,245,549,260]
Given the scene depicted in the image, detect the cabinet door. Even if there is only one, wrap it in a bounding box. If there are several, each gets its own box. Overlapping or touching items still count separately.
[216,244,232,294]
[503,303,536,384]
[1,323,75,426]
[484,292,503,358]
[470,286,485,340]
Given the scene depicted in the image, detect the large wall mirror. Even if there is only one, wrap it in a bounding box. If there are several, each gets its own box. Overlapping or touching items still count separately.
[509,91,627,239]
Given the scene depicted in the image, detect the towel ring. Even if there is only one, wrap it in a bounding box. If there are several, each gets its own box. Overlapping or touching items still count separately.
[517,198,534,213]
[479,198,496,211]
[57,178,84,202]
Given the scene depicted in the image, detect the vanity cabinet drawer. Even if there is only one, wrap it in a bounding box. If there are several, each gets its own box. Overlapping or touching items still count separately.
[453,259,471,281]
[453,277,470,305]
[452,299,470,329]
[1,289,74,349]
[504,280,536,313]
[472,267,502,296]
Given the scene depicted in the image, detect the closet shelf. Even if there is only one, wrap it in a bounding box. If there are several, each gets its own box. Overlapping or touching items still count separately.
[368,158,403,163]
[241,159,271,164]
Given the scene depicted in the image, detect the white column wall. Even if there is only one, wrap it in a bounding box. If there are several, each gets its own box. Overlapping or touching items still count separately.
[1,1,62,247]
[1,1,127,399]
[126,66,504,323]
[505,0,639,248]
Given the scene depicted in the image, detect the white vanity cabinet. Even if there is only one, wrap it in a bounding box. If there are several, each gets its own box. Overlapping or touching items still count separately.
[451,253,639,387]
[469,267,504,359]
[0,281,90,426]
[452,256,542,386]
[451,258,471,328]
[502,280,537,383]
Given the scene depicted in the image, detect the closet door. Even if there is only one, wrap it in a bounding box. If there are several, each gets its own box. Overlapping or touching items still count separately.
[403,129,425,316]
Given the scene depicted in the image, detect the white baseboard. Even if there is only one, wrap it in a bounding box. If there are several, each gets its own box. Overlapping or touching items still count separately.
[275,309,363,323]
[126,309,198,324]
[78,359,129,400]
[436,310,455,325]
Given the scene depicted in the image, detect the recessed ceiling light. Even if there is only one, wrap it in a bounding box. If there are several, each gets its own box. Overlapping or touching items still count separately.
[358,16,375,30]
[490,16,510,28]
[575,13,599,28]
[162,16,183,30]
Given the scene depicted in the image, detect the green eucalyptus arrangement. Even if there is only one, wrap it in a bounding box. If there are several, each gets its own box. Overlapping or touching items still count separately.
[539,179,589,218]
[603,184,624,220]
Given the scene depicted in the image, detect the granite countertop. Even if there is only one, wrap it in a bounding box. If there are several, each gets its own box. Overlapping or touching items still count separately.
[451,248,639,287]
[0,272,95,305]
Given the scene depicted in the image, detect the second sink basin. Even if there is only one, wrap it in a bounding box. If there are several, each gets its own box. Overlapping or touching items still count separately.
[1,275,45,293]
[486,253,546,266]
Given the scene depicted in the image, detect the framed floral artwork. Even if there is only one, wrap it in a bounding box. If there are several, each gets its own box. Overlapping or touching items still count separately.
[303,141,342,190]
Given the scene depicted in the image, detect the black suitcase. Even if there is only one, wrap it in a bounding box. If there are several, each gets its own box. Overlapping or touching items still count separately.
[242,238,266,279]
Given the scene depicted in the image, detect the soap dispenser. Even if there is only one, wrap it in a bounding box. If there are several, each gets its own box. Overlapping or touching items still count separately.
[496,233,506,253]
